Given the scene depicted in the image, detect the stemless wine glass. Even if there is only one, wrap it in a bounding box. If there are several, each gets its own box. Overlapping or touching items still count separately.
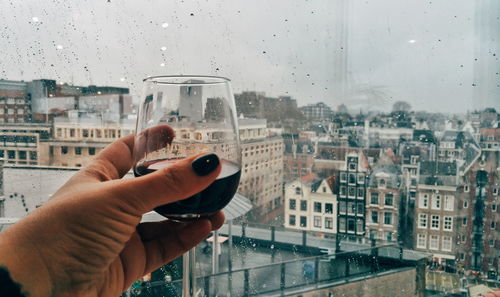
[133,75,241,297]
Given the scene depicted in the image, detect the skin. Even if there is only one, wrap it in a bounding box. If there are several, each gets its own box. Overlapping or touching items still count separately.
[0,129,225,297]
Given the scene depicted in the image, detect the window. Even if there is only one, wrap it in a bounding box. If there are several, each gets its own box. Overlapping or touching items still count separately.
[357,187,364,198]
[384,193,393,206]
[7,150,15,159]
[300,200,307,211]
[370,192,379,205]
[339,218,346,233]
[289,199,296,210]
[442,236,452,252]
[419,194,429,208]
[378,179,386,188]
[325,218,333,229]
[89,148,96,155]
[418,214,428,228]
[357,173,364,184]
[431,215,440,230]
[300,216,307,227]
[322,186,327,193]
[444,195,454,211]
[61,146,68,155]
[339,186,346,196]
[463,200,468,208]
[429,235,439,250]
[313,202,321,213]
[340,172,347,182]
[443,217,453,231]
[289,215,296,226]
[489,239,495,247]
[384,212,392,225]
[371,211,378,223]
[295,187,302,195]
[339,202,346,214]
[492,204,497,212]
[461,235,467,244]
[313,216,321,228]
[462,218,467,226]
[491,221,496,229]
[464,185,469,192]
[348,163,356,171]
[325,203,333,214]
[432,195,441,210]
[356,218,363,234]
[347,202,355,214]
[493,188,498,195]
[357,203,364,214]
[75,147,82,155]
[417,234,427,249]
[348,187,355,197]
[18,151,26,160]
[347,219,355,232]
[348,173,356,184]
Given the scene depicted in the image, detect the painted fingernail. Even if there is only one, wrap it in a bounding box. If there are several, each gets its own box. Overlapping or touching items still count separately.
[191,153,220,176]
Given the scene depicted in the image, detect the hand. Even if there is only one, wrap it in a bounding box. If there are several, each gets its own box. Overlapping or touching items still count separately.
[0,128,224,297]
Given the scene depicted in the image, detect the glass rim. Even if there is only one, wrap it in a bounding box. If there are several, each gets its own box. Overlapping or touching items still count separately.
[143,75,231,85]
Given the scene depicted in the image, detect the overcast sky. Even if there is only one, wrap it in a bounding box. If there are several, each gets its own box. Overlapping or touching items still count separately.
[0,0,498,113]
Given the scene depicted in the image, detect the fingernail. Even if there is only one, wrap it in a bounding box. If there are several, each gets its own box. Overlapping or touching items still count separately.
[191,153,220,176]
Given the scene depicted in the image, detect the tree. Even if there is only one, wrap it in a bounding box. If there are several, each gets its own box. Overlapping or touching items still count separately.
[392,101,412,112]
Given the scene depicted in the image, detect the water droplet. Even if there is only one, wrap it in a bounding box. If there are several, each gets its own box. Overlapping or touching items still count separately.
[161,22,169,28]
[56,45,64,50]
[161,46,167,51]
[190,13,195,16]
[32,17,40,23]
[160,63,166,67]
[120,77,126,82]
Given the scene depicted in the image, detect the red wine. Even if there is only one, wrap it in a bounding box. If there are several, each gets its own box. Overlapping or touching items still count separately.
[134,159,241,219]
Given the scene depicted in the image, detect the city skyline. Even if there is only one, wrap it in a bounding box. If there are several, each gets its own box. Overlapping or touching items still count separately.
[0,1,498,113]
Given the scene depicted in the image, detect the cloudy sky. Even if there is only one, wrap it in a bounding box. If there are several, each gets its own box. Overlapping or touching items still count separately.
[0,0,498,113]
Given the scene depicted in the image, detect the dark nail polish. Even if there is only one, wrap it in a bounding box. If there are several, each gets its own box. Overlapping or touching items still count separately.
[191,153,220,176]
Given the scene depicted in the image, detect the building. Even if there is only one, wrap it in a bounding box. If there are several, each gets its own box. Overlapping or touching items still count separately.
[414,161,458,269]
[336,151,369,241]
[282,135,315,182]
[238,119,284,222]
[298,102,334,122]
[284,174,337,234]
[0,80,31,123]
[0,123,51,165]
[365,159,401,243]
[455,150,499,274]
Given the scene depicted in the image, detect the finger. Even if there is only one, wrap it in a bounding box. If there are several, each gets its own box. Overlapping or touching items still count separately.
[77,125,175,182]
[115,153,221,214]
[141,219,213,273]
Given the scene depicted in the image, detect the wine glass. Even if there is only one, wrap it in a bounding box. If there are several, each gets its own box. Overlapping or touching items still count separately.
[133,75,241,297]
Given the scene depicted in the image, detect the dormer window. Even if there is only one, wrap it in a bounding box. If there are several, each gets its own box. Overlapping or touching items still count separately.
[295,187,302,195]
[379,179,386,187]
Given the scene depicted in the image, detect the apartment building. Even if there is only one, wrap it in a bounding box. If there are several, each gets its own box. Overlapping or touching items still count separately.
[0,123,51,165]
[365,162,401,243]
[284,174,337,234]
[414,161,458,269]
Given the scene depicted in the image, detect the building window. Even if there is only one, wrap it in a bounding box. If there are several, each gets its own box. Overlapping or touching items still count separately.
[295,187,302,195]
[357,173,364,184]
[356,218,363,234]
[464,185,469,192]
[339,186,346,196]
[442,236,452,252]
[432,195,441,210]
[339,202,346,214]
[371,192,379,205]
[340,172,347,182]
[339,218,346,232]
[418,214,428,228]
[444,195,454,211]
[348,187,355,198]
[461,234,466,244]
[18,151,27,160]
[493,188,498,195]
[384,193,393,206]
[357,187,364,198]
[463,200,468,208]
[89,148,96,155]
[61,146,68,155]
[489,239,495,247]
[357,203,364,214]
[325,203,333,214]
[300,216,307,227]
[491,221,496,229]
[300,200,307,211]
[417,234,427,249]
[82,129,89,137]
[313,202,321,213]
[492,204,497,212]
[384,212,392,225]
[371,211,378,223]
[462,218,467,226]
[322,186,327,193]
[75,147,82,155]
[314,216,321,228]
[443,217,453,231]
[289,215,296,226]
[349,162,357,171]
[419,194,429,208]
[378,179,386,188]
[431,215,440,230]
[7,150,15,159]
[429,235,439,250]
[347,202,355,214]
[348,173,356,184]
[289,199,297,210]
[347,219,355,232]
[325,218,333,229]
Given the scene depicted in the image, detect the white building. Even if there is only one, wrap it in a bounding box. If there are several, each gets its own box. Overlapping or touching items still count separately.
[284,175,337,234]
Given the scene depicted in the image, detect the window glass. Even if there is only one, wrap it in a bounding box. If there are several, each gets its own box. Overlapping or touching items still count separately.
[370,192,379,205]
[300,200,307,211]
[313,202,322,213]
[384,212,392,225]
[418,214,428,229]
[384,193,393,206]
[325,203,333,214]
[371,211,378,223]
[289,199,296,210]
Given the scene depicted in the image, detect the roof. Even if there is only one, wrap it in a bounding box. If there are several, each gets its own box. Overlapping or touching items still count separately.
[284,140,315,154]
[413,129,436,143]
[420,161,457,176]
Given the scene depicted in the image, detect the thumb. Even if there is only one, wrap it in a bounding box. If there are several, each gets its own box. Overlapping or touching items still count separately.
[116,153,222,215]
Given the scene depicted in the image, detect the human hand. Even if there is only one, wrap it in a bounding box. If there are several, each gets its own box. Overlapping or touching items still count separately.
[0,126,225,297]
